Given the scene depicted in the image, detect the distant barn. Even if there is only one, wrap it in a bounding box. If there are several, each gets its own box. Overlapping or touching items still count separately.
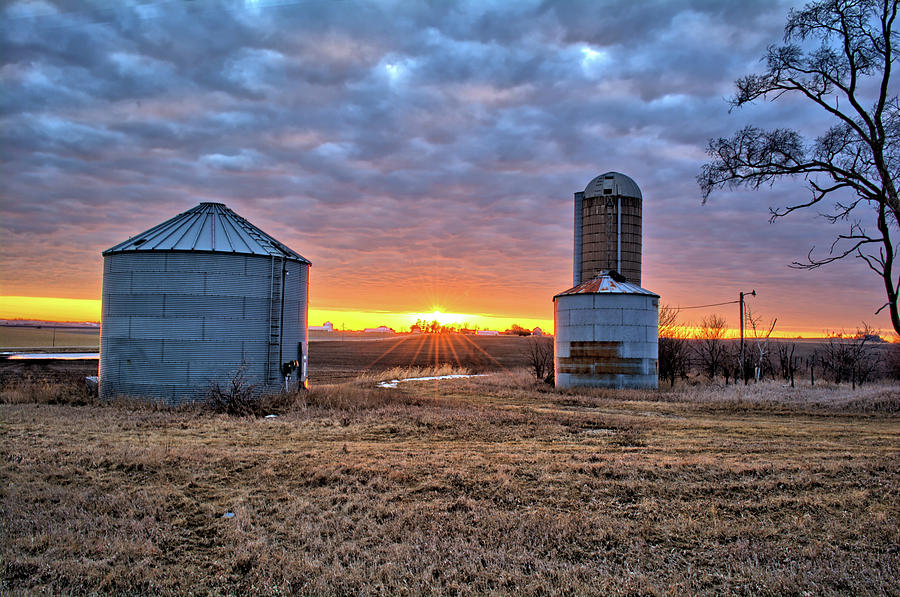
[99,202,311,403]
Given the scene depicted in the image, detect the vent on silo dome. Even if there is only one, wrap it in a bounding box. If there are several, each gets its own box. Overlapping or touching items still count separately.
[582,172,642,200]
[100,203,311,404]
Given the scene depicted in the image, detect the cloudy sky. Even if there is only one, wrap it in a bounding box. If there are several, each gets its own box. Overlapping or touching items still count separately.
[0,0,894,335]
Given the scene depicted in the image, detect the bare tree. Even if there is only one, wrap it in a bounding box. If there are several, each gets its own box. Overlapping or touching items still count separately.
[820,323,880,387]
[699,0,900,336]
[746,307,778,382]
[525,337,554,383]
[695,314,729,380]
[721,342,740,385]
[885,342,900,378]
[777,342,801,386]
[658,305,691,386]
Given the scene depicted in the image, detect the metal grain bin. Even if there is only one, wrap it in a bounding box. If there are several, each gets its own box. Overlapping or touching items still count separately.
[554,270,658,389]
[99,202,311,403]
[574,172,642,286]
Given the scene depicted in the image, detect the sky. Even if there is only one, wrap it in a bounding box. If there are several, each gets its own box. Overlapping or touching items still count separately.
[0,0,896,337]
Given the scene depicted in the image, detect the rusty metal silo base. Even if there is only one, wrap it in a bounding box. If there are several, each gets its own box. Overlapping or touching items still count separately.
[554,271,658,390]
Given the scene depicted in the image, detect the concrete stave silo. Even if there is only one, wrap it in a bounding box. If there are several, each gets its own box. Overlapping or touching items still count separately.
[99,202,310,403]
[574,172,642,286]
[557,171,658,390]
[554,270,659,389]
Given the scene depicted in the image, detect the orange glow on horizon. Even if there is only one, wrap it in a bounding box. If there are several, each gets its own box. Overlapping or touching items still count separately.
[0,297,553,333]
[662,324,897,342]
[2,296,894,342]
[1,296,101,322]
[310,307,551,333]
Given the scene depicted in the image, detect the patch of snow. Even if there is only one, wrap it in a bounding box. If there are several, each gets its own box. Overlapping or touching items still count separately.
[377,374,486,388]
[4,352,98,360]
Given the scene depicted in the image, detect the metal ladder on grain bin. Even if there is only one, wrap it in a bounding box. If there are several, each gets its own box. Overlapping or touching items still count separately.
[266,255,284,385]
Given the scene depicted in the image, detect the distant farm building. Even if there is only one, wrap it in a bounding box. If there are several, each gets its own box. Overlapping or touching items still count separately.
[476,330,500,336]
[364,325,395,333]
[532,327,543,336]
[310,321,333,332]
[99,202,311,403]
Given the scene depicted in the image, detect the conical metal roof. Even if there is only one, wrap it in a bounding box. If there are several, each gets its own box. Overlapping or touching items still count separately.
[554,270,658,298]
[582,171,642,199]
[103,202,310,264]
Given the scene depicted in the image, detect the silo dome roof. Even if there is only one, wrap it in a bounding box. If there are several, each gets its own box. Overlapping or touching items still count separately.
[554,270,658,298]
[103,202,310,264]
[583,172,642,199]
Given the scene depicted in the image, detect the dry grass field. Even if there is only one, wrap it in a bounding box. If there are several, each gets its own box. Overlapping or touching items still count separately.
[309,335,537,383]
[1,337,898,595]
[0,325,100,349]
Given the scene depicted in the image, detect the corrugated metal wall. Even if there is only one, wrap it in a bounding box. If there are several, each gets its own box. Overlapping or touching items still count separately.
[281,259,309,387]
[554,293,658,389]
[100,252,309,403]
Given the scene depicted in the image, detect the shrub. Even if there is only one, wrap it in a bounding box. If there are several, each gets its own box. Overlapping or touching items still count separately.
[524,337,553,383]
[204,370,260,416]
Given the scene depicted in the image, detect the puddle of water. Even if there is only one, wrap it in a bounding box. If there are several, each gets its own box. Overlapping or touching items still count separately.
[377,374,486,388]
[3,352,99,360]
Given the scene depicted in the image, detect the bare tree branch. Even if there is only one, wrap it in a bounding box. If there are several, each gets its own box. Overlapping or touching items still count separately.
[699,0,900,335]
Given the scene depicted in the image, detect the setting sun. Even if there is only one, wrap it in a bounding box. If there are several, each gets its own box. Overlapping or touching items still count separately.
[413,310,469,326]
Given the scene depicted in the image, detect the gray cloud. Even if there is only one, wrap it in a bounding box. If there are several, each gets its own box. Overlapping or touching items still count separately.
[0,0,892,332]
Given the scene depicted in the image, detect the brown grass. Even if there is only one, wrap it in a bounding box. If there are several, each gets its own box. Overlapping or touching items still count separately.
[1,371,898,595]
[0,326,99,349]
[0,372,96,406]
[354,364,472,383]
[307,334,535,383]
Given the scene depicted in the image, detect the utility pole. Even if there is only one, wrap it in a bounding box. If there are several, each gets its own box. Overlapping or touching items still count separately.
[739,289,756,384]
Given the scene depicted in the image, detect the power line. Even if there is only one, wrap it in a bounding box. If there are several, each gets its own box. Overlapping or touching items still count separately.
[670,300,740,311]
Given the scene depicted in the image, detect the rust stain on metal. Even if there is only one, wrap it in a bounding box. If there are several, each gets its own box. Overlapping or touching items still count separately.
[554,270,658,298]
[558,341,644,375]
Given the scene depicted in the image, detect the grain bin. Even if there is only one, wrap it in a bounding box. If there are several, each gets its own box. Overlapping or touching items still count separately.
[554,270,658,389]
[99,202,311,403]
[574,172,642,286]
